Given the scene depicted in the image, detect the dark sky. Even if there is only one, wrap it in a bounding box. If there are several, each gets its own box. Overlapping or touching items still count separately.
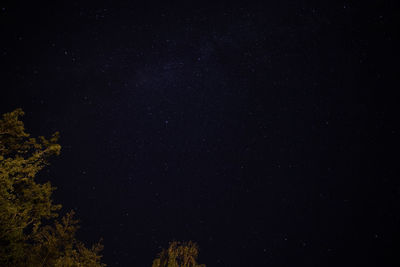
[0,2,398,266]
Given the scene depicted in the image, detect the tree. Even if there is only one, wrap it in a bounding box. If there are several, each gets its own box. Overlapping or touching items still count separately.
[0,108,105,266]
[152,241,206,267]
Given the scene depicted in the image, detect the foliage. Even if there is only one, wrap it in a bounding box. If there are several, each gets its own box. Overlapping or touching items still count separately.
[152,241,205,267]
[0,109,105,266]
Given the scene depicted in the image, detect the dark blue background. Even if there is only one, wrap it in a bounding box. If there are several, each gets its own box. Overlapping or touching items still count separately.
[1,2,397,266]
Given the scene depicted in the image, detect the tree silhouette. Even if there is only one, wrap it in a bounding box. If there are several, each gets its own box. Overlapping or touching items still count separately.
[152,241,206,267]
[0,109,105,266]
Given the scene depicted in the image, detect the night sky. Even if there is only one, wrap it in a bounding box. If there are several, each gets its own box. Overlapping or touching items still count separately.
[0,2,398,266]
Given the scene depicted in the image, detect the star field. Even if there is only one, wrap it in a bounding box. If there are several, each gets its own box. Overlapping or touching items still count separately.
[0,2,397,266]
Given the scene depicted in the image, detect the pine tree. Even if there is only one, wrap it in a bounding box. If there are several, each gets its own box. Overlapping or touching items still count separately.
[0,109,105,266]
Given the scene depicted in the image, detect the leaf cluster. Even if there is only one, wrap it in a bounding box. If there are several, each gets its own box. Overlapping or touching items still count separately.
[152,241,206,267]
[0,109,105,267]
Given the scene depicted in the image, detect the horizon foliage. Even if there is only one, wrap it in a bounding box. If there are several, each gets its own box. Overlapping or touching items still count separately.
[0,108,105,266]
[152,241,206,267]
[0,108,206,266]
